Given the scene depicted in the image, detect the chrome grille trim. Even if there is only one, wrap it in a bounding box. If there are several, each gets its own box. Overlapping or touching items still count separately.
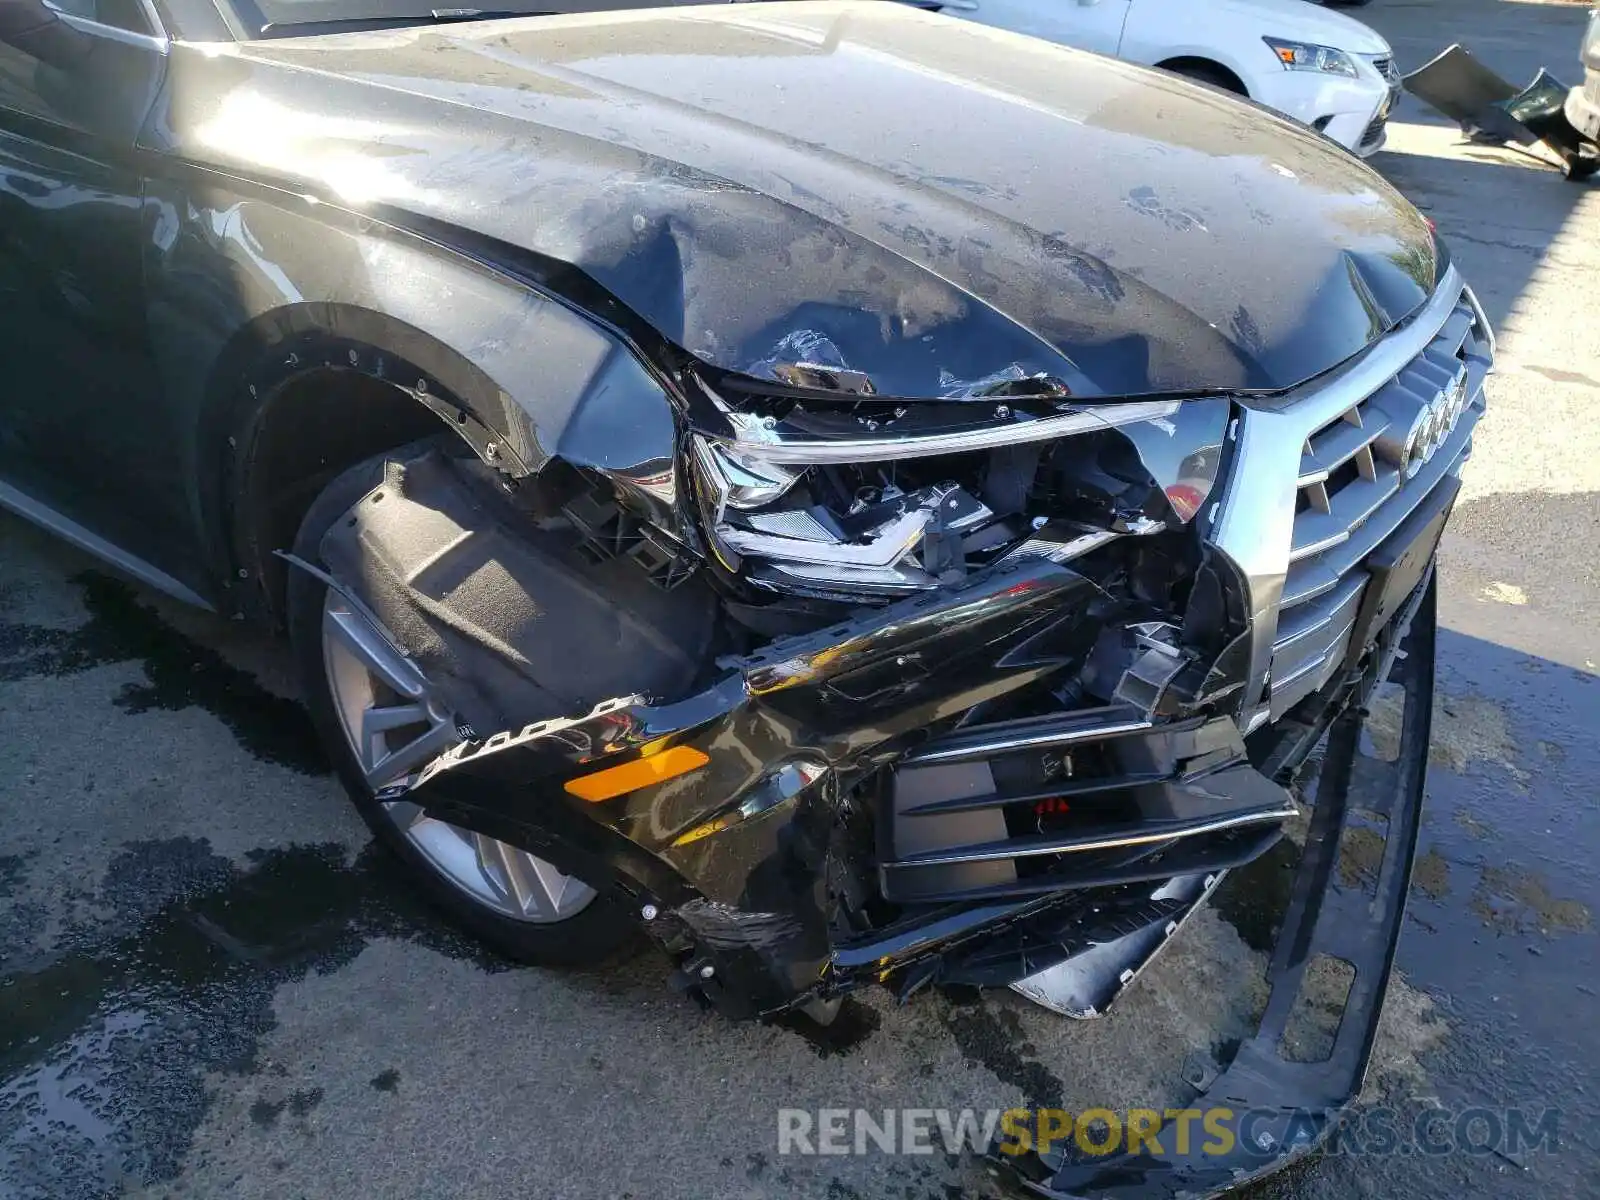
[1272,316,1487,716]
[886,807,1292,867]
[1297,407,1388,487]
[900,706,1153,766]
[1207,264,1493,727]
[1269,572,1366,699]
[1282,427,1473,609]
[1290,465,1400,562]
[1288,364,1485,576]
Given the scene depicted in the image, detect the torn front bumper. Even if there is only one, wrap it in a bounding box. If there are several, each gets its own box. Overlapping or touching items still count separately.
[348,260,1486,1195]
[377,546,1300,1019]
[989,576,1437,1199]
[370,272,1485,1033]
[1404,43,1600,173]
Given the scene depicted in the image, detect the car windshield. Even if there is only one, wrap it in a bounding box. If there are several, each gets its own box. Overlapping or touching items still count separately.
[231,0,718,38]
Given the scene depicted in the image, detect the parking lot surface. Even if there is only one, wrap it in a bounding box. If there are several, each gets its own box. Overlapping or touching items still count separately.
[3,1,1597,1197]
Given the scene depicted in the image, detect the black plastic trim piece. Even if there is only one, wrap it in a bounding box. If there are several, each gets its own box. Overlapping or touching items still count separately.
[990,576,1437,1199]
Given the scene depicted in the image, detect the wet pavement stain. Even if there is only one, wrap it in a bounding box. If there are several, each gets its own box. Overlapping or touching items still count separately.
[940,1001,1065,1110]
[1469,865,1593,936]
[0,838,507,1199]
[1212,836,1302,955]
[369,1067,400,1092]
[248,1097,287,1128]
[1336,826,1387,893]
[1537,739,1567,764]
[1277,955,1354,1064]
[287,1086,324,1117]
[1363,686,1530,787]
[0,571,327,775]
[1410,850,1451,901]
[0,852,46,976]
[0,853,26,896]
[1452,809,1494,841]
[1427,692,1529,785]
[770,997,882,1059]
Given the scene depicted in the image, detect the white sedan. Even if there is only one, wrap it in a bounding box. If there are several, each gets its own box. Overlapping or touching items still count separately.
[899,0,1402,156]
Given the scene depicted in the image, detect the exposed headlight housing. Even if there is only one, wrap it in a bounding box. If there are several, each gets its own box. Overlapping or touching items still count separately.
[1263,37,1360,77]
[690,436,997,595]
[688,399,1187,600]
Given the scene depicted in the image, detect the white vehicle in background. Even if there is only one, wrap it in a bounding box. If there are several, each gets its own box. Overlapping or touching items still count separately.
[899,0,1402,156]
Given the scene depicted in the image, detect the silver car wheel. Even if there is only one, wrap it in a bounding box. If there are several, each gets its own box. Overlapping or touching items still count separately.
[321,589,597,923]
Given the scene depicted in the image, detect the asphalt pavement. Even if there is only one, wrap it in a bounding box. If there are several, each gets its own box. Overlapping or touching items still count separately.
[2,1,1597,1198]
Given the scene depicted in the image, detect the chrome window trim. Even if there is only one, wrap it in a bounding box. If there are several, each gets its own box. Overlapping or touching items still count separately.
[1207,264,1477,725]
[136,0,167,38]
[58,6,171,51]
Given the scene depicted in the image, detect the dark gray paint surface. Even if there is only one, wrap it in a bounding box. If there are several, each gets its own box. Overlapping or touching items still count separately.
[3,0,1441,612]
[184,2,1439,400]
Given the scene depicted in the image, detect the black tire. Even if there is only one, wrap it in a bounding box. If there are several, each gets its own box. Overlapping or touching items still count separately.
[286,442,638,966]
[1565,150,1600,183]
[1164,62,1246,96]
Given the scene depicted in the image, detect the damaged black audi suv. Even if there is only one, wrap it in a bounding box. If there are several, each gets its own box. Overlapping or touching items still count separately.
[0,0,1491,1191]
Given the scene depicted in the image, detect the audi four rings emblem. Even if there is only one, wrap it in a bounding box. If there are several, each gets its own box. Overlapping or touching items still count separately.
[1402,365,1470,477]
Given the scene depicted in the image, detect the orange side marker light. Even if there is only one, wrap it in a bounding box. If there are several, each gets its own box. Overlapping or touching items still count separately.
[563,746,710,803]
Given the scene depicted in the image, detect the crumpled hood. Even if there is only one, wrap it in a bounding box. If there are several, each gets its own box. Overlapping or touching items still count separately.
[205,1,1439,399]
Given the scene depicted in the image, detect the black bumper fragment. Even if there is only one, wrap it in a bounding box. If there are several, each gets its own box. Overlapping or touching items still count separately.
[988,578,1437,1199]
[1404,44,1599,174]
[384,550,1294,1018]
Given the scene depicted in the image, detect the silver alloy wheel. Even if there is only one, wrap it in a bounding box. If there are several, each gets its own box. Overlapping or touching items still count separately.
[321,590,597,923]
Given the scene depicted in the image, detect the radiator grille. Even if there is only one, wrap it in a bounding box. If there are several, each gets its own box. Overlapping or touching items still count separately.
[1266,291,1492,717]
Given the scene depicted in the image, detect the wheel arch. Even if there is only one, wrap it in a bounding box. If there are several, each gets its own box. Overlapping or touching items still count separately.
[203,309,474,624]
[1154,55,1251,96]
[200,295,682,624]
[147,180,690,621]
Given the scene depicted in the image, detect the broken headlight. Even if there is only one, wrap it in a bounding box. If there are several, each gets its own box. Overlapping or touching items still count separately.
[688,398,1205,601]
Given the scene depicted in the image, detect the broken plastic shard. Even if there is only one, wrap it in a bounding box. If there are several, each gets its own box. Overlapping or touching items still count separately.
[1011,872,1223,1018]
[747,330,876,394]
[753,329,846,372]
[937,364,1072,400]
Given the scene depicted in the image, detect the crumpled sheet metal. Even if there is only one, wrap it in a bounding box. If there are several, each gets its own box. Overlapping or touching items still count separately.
[183,4,1445,402]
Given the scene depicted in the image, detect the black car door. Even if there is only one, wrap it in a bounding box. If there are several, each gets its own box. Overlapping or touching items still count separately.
[0,0,211,605]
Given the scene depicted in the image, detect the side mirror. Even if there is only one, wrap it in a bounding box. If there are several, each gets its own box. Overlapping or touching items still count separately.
[0,0,95,70]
